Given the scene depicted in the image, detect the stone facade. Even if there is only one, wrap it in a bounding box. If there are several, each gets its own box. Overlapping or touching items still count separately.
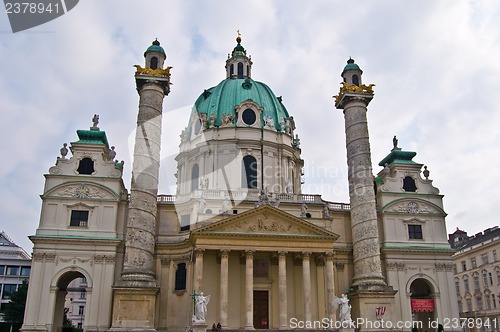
[21,38,459,332]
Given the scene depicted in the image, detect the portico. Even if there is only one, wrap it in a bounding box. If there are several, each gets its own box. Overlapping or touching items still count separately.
[189,205,339,330]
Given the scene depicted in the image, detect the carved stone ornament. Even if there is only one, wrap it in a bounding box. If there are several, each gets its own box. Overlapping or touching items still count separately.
[57,184,108,199]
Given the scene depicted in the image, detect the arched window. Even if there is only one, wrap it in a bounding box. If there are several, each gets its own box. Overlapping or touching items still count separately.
[403,176,417,192]
[242,156,257,189]
[77,158,94,175]
[191,164,199,192]
[230,64,234,77]
[175,263,187,291]
[150,57,158,70]
[237,62,244,79]
[352,74,360,86]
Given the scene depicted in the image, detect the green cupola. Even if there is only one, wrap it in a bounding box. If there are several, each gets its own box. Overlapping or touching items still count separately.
[143,39,166,70]
[341,58,363,86]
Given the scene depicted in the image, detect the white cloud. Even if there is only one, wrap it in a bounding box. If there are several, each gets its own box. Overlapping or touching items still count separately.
[1,0,499,252]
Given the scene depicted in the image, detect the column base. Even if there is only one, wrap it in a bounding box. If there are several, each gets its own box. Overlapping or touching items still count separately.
[109,286,159,331]
[348,287,397,332]
[191,321,208,332]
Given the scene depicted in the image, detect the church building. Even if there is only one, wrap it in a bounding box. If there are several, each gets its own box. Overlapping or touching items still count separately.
[21,35,459,331]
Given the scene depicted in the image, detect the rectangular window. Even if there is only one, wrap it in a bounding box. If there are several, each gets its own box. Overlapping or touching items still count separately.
[464,279,470,292]
[483,273,488,287]
[462,261,467,272]
[70,210,89,227]
[482,253,489,265]
[174,263,187,291]
[455,281,460,294]
[6,266,19,276]
[408,224,423,239]
[466,298,472,312]
[78,305,84,315]
[0,265,5,275]
[80,291,86,299]
[20,266,31,276]
[471,257,477,268]
[477,296,483,311]
[489,272,493,286]
[474,276,480,290]
[493,294,497,308]
[494,250,497,261]
[486,294,492,310]
[2,284,17,299]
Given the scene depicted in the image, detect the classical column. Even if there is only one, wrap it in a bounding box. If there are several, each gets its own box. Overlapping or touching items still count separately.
[245,250,255,330]
[194,249,204,292]
[325,252,336,321]
[278,251,288,329]
[220,250,230,328]
[335,59,386,289]
[121,41,170,287]
[302,252,312,322]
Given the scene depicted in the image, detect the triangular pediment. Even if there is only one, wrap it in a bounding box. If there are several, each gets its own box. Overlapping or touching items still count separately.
[192,205,339,240]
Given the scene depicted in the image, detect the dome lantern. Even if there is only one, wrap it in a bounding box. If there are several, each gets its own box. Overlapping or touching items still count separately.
[225,31,253,79]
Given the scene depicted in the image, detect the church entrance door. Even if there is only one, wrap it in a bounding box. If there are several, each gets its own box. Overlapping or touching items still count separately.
[253,290,269,329]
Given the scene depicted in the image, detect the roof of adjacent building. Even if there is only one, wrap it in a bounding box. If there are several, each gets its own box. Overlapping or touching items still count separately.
[0,231,31,260]
[453,226,500,251]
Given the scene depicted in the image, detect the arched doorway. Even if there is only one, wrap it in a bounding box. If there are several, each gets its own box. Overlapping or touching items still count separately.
[410,278,435,331]
[54,271,89,332]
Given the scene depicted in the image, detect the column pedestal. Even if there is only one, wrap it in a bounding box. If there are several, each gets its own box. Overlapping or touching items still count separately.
[192,321,208,332]
[109,287,159,331]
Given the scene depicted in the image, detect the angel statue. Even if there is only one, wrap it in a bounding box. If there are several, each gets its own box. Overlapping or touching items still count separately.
[334,294,352,323]
[194,291,210,322]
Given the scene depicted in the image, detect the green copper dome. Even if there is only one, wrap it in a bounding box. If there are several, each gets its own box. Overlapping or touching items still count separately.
[341,58,362,76]
[191,78,290,131]
[144,39,166,57]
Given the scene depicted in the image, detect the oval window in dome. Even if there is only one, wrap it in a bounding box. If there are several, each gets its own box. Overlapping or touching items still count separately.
[242,109,256,126]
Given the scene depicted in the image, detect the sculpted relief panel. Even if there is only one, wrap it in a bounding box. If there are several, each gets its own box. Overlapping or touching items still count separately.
[223,213,305,235]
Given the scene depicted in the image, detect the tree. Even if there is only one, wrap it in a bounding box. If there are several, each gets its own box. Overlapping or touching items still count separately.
[3,279,28,326]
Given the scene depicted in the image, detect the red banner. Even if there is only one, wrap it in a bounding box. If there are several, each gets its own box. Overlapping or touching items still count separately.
[411,299,434,312]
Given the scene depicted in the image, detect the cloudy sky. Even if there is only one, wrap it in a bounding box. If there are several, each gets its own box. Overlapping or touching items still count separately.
[1,1,499,252]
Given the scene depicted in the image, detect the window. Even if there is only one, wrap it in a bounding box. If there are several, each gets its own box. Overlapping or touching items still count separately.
[20,266,30,276]
[0,265,4,275]
[486,294,492,310]
[493,294,497,308]
[455,281,460,294]
[489,273,493,286]
[482,254,489,265]
[77,157,94,175]
[474,276,480,290]
[483,272,488,287]
[242,155,257,189]
[466,298,472,311]
[175,263,187,291]
[352,74,360,86]
[497,269,500,284]
[70,210,89,227]
[150,56,158,70]
[494,250,498,261]
[78,305,84,315]
[6,266,18,276]
[180,215,190,232]
[81,277,87,285]
[191,164,199,192]
[464,279,470,292]
[237,62,243,78]
[403,176,417,192]
[471,257,477,268]
[454,264,457,274]
[80,291,86,299]
[457,300,463,312]
[2,284,17,299]
[229,64,234,77]
[242,108,256,125]
[408,224,423,239]
[194,118,202,135]
[477,296,483,311]
[462,261,467,272]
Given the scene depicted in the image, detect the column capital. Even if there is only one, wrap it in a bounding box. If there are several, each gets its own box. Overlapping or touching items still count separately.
[245,250,255,258]
[220,249,230,258]
[302,251,311,259]
[325,251,335,260]
[278,251,288,259]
